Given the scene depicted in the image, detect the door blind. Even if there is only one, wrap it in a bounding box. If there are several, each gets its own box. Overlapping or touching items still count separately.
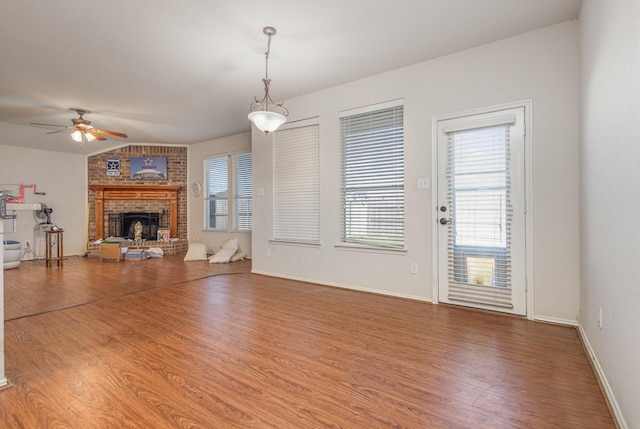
[446,124,513,308]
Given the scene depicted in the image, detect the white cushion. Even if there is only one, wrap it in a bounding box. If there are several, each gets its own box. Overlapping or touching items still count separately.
[147,247,164,258]
[209,239,239,263]
[183,243,208,261]
[221,238,238,250]
[230,251,247,262]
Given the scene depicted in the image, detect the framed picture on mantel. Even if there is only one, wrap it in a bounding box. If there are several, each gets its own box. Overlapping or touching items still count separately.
[157,229,170,241]
[130,157,168,180]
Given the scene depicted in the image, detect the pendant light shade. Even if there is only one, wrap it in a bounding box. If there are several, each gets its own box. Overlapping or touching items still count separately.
[248,110,287,134]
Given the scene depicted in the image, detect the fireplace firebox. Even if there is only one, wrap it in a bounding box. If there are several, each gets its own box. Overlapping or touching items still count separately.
[108,212,167,240]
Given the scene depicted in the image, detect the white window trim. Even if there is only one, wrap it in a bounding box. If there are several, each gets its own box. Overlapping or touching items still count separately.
[338,98,404,118]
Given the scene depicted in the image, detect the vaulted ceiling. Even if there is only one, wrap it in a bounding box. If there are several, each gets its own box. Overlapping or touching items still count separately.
[0,0,581,153]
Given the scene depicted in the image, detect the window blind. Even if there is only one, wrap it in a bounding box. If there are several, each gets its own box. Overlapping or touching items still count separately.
[233,152,252,231]
[273,124,320,243]
[446,125,513,307]
[204,155,229,230]
[340,104,404,248]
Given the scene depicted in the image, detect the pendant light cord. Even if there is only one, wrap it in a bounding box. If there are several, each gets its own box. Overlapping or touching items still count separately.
[264,33,272,81]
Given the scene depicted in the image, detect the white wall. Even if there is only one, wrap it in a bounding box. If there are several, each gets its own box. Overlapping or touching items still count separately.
[580,1,640,427]
[187,132,252,256]
[252,21,580,321]
[0,221,6,387]
[0,124,87,258]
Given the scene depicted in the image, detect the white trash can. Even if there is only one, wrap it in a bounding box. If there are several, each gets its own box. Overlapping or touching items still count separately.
[3,240,21,269]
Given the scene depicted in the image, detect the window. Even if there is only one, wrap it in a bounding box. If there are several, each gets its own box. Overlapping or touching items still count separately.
[234,152,253,230]
[340,101,404,248]
[204,152,252,231]
[205,155,228,230]
[273,123,320,243]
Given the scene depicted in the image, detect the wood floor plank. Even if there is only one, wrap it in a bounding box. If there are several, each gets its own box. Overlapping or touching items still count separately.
[1,256,615,428]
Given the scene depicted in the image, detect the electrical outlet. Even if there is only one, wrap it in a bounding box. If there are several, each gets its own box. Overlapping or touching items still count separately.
[266,248,271,258]
[417,177,430,189]
[410,262,418,274]
[598,307,603,329]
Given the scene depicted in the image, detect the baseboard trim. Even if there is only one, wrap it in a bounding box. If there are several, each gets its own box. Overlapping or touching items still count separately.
[250,269,432,303]
[534,315,578,326]
[577,323,628,429]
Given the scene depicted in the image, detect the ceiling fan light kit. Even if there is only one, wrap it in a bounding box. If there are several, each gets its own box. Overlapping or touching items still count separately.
[32,108,128,146]
[71,129,96,143]
[248,26,289,135]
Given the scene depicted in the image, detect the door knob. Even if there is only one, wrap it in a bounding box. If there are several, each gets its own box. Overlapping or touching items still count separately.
[439,218,452,225]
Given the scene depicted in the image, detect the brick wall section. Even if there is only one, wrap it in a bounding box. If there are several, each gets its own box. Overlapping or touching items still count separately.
[88,146,187,240]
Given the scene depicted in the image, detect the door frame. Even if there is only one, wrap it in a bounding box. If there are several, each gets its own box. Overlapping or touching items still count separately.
[431,100,534,320]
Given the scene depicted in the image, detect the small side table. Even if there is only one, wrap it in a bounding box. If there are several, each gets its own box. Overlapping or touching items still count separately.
[45,229,64,268]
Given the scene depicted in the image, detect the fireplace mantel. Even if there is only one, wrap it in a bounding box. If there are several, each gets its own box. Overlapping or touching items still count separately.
[90,185,181,239]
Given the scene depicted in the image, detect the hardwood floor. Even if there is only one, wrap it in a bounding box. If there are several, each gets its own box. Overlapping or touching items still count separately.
[1,256,615,428]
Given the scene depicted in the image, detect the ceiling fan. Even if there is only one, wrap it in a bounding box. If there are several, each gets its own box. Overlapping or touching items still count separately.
[31,109,128,143]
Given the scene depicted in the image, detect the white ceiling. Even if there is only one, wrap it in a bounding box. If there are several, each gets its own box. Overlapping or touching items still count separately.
[0,0,582,154]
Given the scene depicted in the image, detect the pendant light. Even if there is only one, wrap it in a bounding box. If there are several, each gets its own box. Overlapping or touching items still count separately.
[248,26,289,134]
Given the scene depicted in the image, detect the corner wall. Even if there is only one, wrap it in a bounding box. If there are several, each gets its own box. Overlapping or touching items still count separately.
[579,0,640,427]
[187,132,252,257]
[252,21,580,321]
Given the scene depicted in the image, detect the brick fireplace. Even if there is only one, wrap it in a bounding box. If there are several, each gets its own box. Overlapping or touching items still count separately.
[87,145,188,256]
[89,184,180,239]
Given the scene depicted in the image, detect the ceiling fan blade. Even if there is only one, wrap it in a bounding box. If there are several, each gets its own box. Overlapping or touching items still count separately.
[87,131,106,141]
[34,111,128,142]
[93,128,128,139]
[30,122,68,128]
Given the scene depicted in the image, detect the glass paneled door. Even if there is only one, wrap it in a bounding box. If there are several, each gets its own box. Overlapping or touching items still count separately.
[436,107,527,315]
